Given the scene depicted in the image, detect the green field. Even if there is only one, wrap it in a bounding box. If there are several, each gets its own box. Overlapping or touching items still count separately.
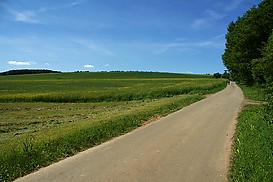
[0,72,226,181]
[0,72,220,103]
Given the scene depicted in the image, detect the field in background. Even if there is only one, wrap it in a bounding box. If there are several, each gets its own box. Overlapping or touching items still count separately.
[0,72,226,181]
[0,72,218,103]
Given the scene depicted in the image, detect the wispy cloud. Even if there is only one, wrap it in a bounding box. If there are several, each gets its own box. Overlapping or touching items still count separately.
[129,39,224,55]
[68,1,82,7]
[190,9,225,31]
[15,11,38,23]
[212,34,225,40]
[164,41,222,52]
[8,60,36,66]
[225,0,244,12]
[38,1,82,12]
[190,19,210,31]
[205,9,225,20]
[74,39,113,56]
[1,3,39,23]
[1,1,82,23]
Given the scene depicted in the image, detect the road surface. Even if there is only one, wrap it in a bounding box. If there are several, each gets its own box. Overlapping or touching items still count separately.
[15,82,243,182]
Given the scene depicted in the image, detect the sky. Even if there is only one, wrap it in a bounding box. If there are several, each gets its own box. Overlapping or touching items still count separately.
[0,0,263,74]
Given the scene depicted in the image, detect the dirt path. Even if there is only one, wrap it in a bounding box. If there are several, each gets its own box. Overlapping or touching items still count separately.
[15,82,243,182]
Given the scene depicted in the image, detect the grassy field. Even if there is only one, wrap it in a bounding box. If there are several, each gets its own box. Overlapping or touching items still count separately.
[0,72,226,181]
[0,72,220,102]
[230,85,273,181]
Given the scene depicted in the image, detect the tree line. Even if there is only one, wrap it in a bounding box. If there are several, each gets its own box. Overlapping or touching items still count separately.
[222,0,273,85]
[0,69,61,76]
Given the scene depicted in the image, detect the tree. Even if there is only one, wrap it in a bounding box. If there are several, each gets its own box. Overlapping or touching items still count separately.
[213,72,222,79]
[1,69,60,75]
[252,31,273,84]
[222,0,273,85]
[222,70,230,79]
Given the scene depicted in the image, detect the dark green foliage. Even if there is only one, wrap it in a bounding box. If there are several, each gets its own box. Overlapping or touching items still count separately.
[212,71,230,79]
[221,70,230,79]
[251,31,273,84]
[264,85,273,125]
[213,72,222,78]
[222,0,273,85]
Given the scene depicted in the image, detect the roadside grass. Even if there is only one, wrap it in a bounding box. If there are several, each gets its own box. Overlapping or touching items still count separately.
[0,72,226,181]
[230,85,273,181]
[239,84,265,101]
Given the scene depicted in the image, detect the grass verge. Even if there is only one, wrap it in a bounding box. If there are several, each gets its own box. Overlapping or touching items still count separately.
[230,85,273,181]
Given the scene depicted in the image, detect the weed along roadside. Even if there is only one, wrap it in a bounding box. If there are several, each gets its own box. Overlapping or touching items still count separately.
[0,72,226,181]
[229,85,273,181]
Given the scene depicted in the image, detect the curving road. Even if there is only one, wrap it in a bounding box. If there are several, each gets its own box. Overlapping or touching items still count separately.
[15,82,243,182]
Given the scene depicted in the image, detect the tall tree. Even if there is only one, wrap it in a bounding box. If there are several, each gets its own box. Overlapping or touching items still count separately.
[252,31,273,84]
[222,0,273,85]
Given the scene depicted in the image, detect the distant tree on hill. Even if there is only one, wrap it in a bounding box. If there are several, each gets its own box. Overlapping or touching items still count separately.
[0,69,60,76]
[213,72,222,79]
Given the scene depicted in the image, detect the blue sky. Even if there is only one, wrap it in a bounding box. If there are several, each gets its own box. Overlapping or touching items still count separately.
[0,0,262,74]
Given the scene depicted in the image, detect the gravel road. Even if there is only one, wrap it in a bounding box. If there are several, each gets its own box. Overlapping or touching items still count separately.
[15,82,243,182]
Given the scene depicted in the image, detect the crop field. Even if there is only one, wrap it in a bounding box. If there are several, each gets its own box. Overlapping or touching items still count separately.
[0,72,226,181]
[0,72,223,103]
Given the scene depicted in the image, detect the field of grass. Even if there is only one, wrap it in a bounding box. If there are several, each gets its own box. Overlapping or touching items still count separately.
[230,85,273,181]
[0,72,221,103]
[0,72,226,181]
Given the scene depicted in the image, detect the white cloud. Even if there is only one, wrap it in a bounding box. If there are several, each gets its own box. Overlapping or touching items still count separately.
[45,63,50,66]
[8,60,35,66]
[104,64,110,67]
[84,64,94,68]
